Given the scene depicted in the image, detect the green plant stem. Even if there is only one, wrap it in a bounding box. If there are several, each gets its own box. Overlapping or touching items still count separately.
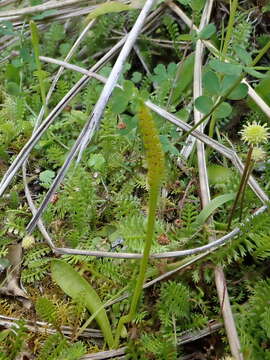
[208,113,217,139]
[227,145,253,230]
[30,20,47,112]
[221,0,238,58]
[75,286,128,341]
[251,39,270,66]
[114,183,160,348]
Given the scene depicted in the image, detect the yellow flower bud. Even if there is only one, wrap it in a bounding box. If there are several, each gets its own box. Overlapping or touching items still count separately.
[22,235,35,249]
[240,121,269,145]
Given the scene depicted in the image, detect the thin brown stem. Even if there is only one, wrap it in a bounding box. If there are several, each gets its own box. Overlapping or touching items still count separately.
[239,159,255,222]
[227,146,253,230]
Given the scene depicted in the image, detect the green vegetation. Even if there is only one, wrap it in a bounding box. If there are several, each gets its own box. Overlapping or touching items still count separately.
[0,0,270,359]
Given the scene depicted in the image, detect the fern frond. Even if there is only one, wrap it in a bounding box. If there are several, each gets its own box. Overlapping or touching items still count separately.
[35,297,58,325]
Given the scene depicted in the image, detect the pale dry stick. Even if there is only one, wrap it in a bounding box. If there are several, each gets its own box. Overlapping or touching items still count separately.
[0,0,90,18]
[192,0,243,358]
[79,321,222,359]
[133,44,151,75]
[52,205,267,259]
[5,60,267,258]
[167,0,270,119]
[0,313,222,359]
[0,4,94,22]
[21,19,97,248]
[0,0,17,7]
[20,103,268,260]
[0,37,127,197]
[168,0,270,160]
[0,314,103,339]
[22,164,56,250]
[25,0,158,233]
[34,19,96,129]
[36,56,269,205]
[20,160,237,312]
[0,4,165,196]
[24,71,267,231]
[80,350,126,360]
[77,0,157,160]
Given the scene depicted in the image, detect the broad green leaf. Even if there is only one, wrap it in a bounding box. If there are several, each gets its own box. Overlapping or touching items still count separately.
[220,74,238,94]
[254,72,270,106]
[199,23,216,40]
[168,62,178,76]
[214,102,232,118]
[5,64,20,84]
[153,63,168,83]
[227,83,248,100]
[51,260,114,348]
[208,165,233,185]
[123,80,137,101]
[176,108,190,121]
[247,71,270,111]
[171,53,195,104]
[203,71,220,94]
[195,193,235,226]
[6,82,21,96]
[209,59,242,76]
[194,95,213,114]
[111,88,129,114]
[85,1,134,24]
[190,0,205,12]
[0,21,15,36]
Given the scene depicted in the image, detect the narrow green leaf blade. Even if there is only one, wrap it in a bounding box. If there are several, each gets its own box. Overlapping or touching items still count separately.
[85,1,133,24]
[171,52,195,104]
[51,260,114,348]
[195,193,235,227]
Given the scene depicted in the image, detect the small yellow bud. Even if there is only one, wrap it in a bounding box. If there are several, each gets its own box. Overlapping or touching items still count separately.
[22,235,35,249]
[252,147,266,162]
[240,121,269,145]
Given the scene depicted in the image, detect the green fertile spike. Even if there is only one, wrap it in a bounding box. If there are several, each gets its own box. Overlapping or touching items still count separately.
[138,103,165,188]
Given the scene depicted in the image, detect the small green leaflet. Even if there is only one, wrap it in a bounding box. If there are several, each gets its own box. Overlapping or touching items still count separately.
[209,59,242,76]
[199,23,216,40]
[194,95,213,114]
[39,170,55,189]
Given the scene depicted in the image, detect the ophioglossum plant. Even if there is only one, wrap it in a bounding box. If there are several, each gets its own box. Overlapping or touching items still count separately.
[114,100,165,347]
